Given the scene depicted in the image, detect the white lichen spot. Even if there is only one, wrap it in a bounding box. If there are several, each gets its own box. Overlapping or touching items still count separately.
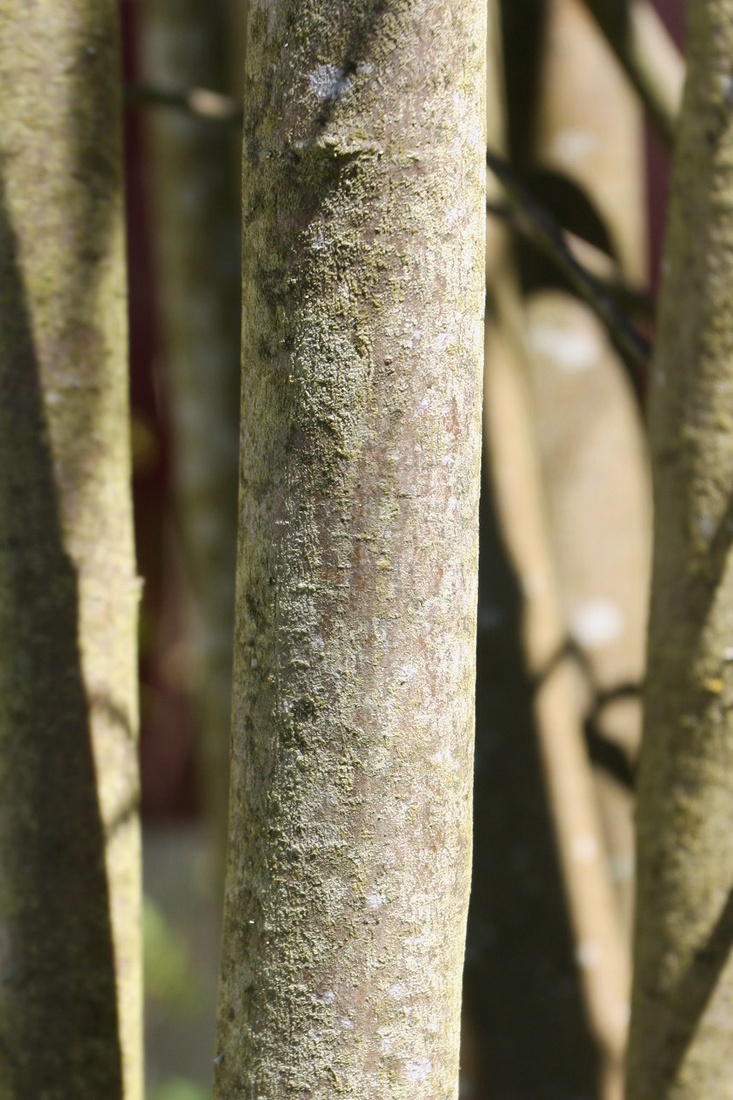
[250,657,258,669]
[308,65,352,101]
[312,636,325,652]
[388,983,406,1000]
[381,1038,394,1054]
[571,835,599,864]
[320,990,335,1005]
[366,891,385,910]
[570,599,625,650]
[412,330,423,342]
[418,396,430,414]
[437,331,456,350]
[339,1018,354,1030]
[552,127,599,164]
[405,935,426,948]
[397,665,418,685]
[719,73,733,104]
[447,496,458,514]
[356,60,373,75]
[442,454,455,467]
[406,1058,433,1084]
[528,322,601,373]
[575,941,602,970]
[311,229,330,252]
[698,515,716,541]
[431,748,459,772]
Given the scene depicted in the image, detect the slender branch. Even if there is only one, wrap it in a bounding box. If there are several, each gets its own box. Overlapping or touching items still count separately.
[487,199,655,323]
[580,0,684,149]
[125,83,243,123]
[486,147,651,378]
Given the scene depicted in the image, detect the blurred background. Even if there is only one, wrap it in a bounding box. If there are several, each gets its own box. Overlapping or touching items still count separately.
[119,1,686,1097]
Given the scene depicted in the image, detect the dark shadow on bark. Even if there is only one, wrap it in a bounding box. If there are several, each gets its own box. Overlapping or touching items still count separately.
[0,174,123,1098]
[647,883,733,1092]
[533,640,640,790]
[464,459,599,1100]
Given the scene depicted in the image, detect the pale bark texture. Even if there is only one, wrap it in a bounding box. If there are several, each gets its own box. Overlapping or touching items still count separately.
[214,0,486,1095]
[0,3,140,1100]
[626,1,733,1096]
[142,0,241,898]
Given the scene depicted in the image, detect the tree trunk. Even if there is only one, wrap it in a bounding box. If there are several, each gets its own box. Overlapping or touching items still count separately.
[626,1,733,1096]
[141,0,242,901]
[0,4,140,1099]
[214,0,486,1095]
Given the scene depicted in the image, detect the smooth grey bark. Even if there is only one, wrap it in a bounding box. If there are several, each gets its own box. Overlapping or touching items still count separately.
[214,0,486,1096]
[625,1,733,1097]
[0,3,141,1098]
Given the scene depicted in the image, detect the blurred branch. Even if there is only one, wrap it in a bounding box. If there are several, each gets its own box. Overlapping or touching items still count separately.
[125,83,243,123]
[487,198,655,322]
[486,148,651,378]
[580,0,684,148]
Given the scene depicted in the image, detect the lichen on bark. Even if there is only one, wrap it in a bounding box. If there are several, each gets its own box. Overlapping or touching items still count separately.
[214,0,486,1096]
[626,1,733,1097]
[0,3,141,1097]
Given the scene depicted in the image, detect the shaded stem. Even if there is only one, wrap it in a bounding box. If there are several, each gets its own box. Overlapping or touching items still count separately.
[125,82,243,122]
[580,0,684,149]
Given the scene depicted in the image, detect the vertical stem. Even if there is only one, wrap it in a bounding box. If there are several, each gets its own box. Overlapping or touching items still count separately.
[214,0,486,1095]
[0,4,140,1098]
[627,2,733,1096]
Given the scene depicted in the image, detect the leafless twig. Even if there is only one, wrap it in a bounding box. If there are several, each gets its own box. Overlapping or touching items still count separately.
[580,0,684,148]
[125,83,243,123]
[486,147,651,378]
